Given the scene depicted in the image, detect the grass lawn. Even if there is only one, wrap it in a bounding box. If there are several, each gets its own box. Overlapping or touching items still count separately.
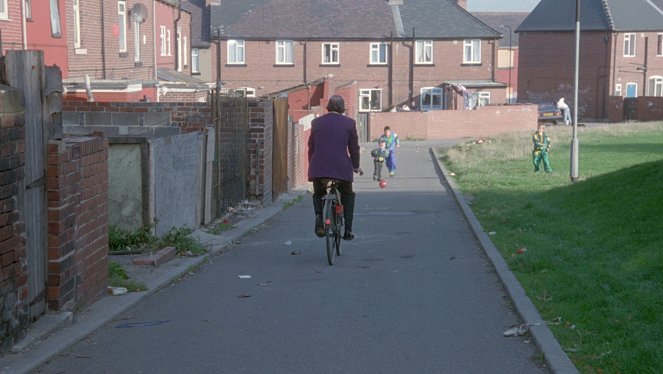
[439,122,663,373]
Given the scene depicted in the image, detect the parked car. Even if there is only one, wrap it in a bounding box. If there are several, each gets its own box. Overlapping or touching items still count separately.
[537,103,563,124]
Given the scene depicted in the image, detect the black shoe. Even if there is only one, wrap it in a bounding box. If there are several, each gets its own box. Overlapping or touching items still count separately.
[315,215,325,237]
[342,231,355,241]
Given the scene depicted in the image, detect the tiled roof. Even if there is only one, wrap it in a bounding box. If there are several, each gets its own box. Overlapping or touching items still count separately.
[182,0,211,48]
[472,12,529,47]
[210,0,500,40]
[517,0,663,32]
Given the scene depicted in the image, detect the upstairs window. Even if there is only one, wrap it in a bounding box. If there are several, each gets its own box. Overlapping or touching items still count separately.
[623,33,636,57]
[118,1,127,52]
[24,0,32,20]
[191,48,200,73]
[415,40,433,64]
[276,40,294,64]
[370,42,388,65]
[134,20,140,62]
[359,89,382,112]
[322,42,339,64]
[160,26,167,56]
[49,0,61,37]
[657,34,662,56]
[227,40,245,64]
[73,0,81,48]
[463,39,481,64]
[0,0,8,20]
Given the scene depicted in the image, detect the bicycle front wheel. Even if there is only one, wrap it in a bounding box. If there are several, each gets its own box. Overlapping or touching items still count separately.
[323,200,335,265]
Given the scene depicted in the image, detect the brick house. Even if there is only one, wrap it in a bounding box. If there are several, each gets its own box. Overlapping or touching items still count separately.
[0,0,24,54]
[473,12,529,103]
[209,0,504,119]
[517,0,663,120]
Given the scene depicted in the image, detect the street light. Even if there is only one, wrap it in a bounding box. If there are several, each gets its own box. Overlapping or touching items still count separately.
[500,25,513,103]
[570,0,580,182]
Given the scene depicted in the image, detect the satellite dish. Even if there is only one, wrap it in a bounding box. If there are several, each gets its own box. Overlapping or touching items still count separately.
[131,3,148,24]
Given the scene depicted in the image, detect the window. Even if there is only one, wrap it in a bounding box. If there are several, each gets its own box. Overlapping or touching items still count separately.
[322,43,339,64]
[625,82,638,98]
[615,83,622,96]
[73,0,81,48]
[0,0,8,20]
[118,1,127,52]
[420,87,443,110]
[167,29,171,56]
[370,42,388,64]
[649,76,663,96]
[478,92,490,107]
[415,40,433,64]
[160,26,167,56]
[235,87,256,98]
[658,34,662,56]
[50,0,61,37]
[191,48,200,73]
[183,36,188,67]
[134,20,140,63]
[463,40,481,64]
[276,40,294,64]
[24,0,32,20]
[227,40,245,64]
[623,33,636,57]
[359,89,382,112]
[176,26,182,71]
[497,49,513,69]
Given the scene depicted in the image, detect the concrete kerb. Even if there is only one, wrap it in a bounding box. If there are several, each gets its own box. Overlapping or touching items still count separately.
[0,191,308,374]
[428,147,578,374]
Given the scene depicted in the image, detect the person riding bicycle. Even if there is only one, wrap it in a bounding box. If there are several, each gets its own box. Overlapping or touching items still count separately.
[308,95,362,241]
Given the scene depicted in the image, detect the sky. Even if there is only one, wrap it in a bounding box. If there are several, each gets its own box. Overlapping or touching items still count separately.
[467,0,540,12]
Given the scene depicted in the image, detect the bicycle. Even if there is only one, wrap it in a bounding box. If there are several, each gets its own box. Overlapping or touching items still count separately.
[321,179,344,265]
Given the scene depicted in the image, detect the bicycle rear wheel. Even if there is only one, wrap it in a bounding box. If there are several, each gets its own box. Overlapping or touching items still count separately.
[335,213,343,256]
[323,200,335,265]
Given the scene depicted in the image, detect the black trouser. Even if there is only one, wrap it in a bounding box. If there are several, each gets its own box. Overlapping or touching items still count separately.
[312,178,356,232]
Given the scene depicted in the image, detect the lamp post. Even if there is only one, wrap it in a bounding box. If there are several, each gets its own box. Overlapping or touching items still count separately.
[501,25,513,103]
[570,0,580,182]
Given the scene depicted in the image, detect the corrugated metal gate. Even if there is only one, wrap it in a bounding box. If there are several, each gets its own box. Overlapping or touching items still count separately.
[212,92,249,214]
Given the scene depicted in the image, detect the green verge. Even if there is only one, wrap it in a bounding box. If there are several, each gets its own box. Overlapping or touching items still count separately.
[439,122,663,373]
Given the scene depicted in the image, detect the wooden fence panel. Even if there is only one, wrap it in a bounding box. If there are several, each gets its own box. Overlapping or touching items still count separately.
[272,98,288,200]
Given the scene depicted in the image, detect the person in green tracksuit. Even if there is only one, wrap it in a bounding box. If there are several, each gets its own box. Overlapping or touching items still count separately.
[532,122,552,173]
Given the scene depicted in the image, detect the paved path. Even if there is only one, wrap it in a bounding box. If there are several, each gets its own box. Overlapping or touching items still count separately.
[27,141,549,373]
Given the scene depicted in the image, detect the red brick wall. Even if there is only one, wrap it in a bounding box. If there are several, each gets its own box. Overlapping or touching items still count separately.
[46,136,109,311]
[0,89,29,348]
[248,101,273,203]
[369,104,537,141]
[0,0,24,53]
[25,0,68,74]
[62,98,212,134]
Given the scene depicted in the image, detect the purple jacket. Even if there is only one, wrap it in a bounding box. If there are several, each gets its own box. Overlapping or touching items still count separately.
[307,112,360,182]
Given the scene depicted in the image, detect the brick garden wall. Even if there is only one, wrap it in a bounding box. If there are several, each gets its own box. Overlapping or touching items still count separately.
[0,87,29,348]
[369,104,538,141]
[606,96,663,123]
[47,136,109,311]
[248,101,274,204]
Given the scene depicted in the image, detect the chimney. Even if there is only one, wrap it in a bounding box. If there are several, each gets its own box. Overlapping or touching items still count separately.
[456,0,467,9]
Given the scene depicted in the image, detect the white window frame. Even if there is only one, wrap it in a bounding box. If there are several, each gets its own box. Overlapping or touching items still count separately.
[0,0,8,20]
[322,42,339,64]
[369,42,388,65]
[359,89,382,112]
[415,40,433,64]
[167,29,171,56]
[183,36,188,67]
[134,20,140,63]
[478,91,490,107]
[657,34,663,56]
[118,1,127,52]
[623,33,636,57]
[73,0,81,48]
[625,82,638,97]
[176,26,182,71]
[191,48,200,73]
[276,40,294,64]
[420,87,443,110]
[50,0,61,37]
[227,39,245,64]
[463,39,481,64]
[24,0,32,20]
[160,26,167,56]
[615,83,622,96]
[648,76,663,96]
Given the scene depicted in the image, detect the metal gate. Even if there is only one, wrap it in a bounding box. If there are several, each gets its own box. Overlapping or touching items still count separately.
[357,113,369,141]
[212,92,249,214]
[2,51,48,319]
[624,98,637,121]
